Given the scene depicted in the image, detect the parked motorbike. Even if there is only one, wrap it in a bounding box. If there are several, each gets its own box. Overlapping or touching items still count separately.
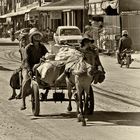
[120,49,133,68]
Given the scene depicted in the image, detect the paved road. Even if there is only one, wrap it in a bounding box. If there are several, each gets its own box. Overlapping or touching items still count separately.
[0,45,140,140]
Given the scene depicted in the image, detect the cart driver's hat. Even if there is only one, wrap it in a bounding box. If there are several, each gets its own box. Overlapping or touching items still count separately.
[29,28,43,41]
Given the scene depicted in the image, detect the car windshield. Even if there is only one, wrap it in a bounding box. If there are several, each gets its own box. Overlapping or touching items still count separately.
[60,28,81,36]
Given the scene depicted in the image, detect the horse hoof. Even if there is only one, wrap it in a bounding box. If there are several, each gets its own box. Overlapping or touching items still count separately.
[8,96,16,100]
[82,120,86,126]
[16,94,22,99]
[20,106,26,110]
[67,106,72,112]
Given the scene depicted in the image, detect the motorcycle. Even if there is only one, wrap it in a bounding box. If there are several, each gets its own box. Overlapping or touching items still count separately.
[120,49,133,68]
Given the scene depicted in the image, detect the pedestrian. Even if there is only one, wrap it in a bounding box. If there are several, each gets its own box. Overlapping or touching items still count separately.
[20,28,48,110]
[8,33,29,100]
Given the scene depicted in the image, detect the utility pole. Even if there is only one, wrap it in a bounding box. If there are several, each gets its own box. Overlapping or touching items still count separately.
[38,0,41,7]
[83,0,86,33]
[83,0,88,33]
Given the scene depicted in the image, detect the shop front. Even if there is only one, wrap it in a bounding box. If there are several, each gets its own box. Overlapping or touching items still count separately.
[88,0,120,51]
[36,0,84,32]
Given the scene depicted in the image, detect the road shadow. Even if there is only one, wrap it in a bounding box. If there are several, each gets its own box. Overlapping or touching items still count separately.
[87,111,140,126]
[30,111,77,120]
[0,66,13,71]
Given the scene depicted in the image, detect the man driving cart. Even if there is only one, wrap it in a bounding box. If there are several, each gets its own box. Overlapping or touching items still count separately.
[20,28,48,110]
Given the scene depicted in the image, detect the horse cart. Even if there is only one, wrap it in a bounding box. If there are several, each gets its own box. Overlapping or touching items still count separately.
[30,71,94,117]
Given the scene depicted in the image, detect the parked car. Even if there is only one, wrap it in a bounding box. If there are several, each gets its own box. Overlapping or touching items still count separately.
[53,26,82,45]
[52,26,82,54]
[14,28,30,40]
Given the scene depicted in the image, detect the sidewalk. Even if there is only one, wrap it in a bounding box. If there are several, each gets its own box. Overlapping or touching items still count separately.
[0,38,19,46]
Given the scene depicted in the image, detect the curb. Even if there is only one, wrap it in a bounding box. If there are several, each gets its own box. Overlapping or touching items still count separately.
[0,38,19,46]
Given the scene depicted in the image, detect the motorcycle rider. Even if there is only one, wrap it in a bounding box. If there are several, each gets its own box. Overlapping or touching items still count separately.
[117,30,132,63]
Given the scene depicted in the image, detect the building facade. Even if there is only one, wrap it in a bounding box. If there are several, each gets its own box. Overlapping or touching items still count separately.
[88,0,140,51]
[0,0,85,37]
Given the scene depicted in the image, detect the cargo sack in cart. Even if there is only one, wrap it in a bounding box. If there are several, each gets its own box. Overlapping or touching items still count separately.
[37,60,65,85]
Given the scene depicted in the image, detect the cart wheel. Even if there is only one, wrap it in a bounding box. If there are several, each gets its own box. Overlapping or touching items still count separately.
[85,86,94,115]
[31,82,40,116]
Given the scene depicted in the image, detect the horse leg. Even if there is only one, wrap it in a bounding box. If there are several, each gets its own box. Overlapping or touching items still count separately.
[76,94,81,122]
[75,75,86,125]
[66,78,73,112]
[79,92,86,126]
[84,88,90,115]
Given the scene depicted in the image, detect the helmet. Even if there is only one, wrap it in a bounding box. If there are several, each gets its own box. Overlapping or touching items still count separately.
[122,30,128,36]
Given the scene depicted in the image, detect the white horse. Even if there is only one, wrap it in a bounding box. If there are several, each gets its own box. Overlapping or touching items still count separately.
[65,50,98,126]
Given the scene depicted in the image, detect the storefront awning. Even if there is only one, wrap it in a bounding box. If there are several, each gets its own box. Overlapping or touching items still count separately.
[36,0,84,11]
[0,7,38,19]
[10,9,31,17]
[0,12,13,18]
[37,6,84,11]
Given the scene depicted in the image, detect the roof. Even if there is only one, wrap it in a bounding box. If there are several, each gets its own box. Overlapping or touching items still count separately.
[37,0,84,11]
[0,7,37,18]
[119,0,140,12]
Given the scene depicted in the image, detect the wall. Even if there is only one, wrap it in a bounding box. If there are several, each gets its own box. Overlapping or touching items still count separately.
[121,14,140,51]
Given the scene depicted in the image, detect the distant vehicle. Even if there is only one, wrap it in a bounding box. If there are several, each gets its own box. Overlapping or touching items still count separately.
[119,49,134,68]
[53,26,82,46]
[14,28,30,40]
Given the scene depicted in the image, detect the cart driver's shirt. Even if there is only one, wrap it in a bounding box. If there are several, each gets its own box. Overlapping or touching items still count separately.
[22,43,48,71]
